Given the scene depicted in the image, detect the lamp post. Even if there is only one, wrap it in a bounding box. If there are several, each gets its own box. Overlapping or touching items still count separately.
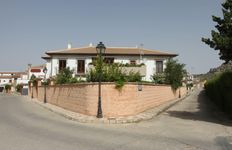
[96,42,106,118]
[43,66,48,103]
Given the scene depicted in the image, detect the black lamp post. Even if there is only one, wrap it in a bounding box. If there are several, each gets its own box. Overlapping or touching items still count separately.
[43,66,48,103]
[96,42,106,118]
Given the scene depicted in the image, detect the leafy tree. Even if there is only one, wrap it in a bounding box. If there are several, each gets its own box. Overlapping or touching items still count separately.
[30,74,37,86]
[164,59,186,91]
[202,0,232,63]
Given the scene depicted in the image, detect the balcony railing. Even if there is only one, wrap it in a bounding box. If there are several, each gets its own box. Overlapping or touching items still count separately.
[87,64,146,76]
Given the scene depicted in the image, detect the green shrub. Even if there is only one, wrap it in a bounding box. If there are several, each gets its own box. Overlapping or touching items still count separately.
[55,67,82,84]
[102,63,126,82]
[86,57,142,89]
[115,80,125,90]
[5,84,11,92]
[186,83,193,90]
[118,63,145,67]
[69,77,78,83]
[55,67,73,84]
[86,69,98,82]
[42,81,49,86]
[126,71,141,82]
[16,84,23,92]
[204,71,232,117]
[152,73,166,84]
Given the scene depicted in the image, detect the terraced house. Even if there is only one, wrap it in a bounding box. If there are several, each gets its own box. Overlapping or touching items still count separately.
[42,43,177,81]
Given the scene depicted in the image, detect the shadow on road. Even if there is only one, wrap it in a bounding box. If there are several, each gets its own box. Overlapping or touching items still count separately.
[166,90,232,126]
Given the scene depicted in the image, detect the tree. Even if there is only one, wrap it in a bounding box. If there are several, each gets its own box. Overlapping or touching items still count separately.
[164,59,186,91]
[202,0,232,63]
[30,74,37,86]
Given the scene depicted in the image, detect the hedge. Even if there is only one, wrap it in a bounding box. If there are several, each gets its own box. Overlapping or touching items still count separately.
[204,71,232,117]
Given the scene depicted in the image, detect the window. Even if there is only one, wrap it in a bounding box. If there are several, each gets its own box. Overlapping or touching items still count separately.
[9,80,12,83]
[156,61,163,73]
[130,60,136,65]
[104,58,114,64]
[77,60,85,74]
[59,60,66,72]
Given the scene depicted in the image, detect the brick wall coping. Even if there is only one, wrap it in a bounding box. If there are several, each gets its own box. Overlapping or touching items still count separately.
[38,82,171,87]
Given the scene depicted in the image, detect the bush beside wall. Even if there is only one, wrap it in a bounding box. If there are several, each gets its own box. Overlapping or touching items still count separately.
[204,71,232,117]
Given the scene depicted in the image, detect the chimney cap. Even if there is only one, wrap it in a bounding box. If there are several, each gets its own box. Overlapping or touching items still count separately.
[89,43,93,47]
[67,43,72,49]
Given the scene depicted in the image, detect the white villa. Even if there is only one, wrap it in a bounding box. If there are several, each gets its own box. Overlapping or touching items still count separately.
[42,43,177,81]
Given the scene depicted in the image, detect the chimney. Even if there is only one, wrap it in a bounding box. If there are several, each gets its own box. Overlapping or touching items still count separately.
[89,43,93,47]
[67,43,72,49]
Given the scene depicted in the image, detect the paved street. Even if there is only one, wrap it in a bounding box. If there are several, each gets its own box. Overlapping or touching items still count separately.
[0,88,231,150]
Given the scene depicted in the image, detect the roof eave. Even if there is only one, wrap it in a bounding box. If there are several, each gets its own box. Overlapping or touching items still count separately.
[41,56,51,60]
[44,52,178,57]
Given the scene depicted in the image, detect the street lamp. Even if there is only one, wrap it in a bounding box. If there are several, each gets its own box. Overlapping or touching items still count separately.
[43,66,48,103]
[96,42,106,118]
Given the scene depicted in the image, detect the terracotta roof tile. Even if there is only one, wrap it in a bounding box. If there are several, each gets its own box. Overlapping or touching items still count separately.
[30,65,45,69]
[45,46,177,57]
[0,72,26,75]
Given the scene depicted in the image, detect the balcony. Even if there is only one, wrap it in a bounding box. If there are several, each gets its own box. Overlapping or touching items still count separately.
[87,64,146,76]
[121,65,146,76]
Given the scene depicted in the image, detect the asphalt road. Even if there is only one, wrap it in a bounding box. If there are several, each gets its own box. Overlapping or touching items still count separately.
[0,88,231,150]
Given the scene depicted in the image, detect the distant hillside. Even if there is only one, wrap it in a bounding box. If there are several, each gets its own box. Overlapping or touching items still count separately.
[197,62,232,81]
[208,62,232,74]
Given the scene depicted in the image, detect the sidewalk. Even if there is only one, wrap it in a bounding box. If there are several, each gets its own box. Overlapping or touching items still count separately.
[24,92,191,124]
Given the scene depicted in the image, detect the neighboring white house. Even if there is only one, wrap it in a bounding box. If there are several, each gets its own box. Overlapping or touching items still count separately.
[42,44,177,81]
[0,72,29,92]
[28,64,46,80]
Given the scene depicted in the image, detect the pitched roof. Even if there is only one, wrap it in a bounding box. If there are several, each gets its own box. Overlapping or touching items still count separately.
[41,54,51,59]
[45,46,178,57]
[0,72,26,75]
[0,72,26,79]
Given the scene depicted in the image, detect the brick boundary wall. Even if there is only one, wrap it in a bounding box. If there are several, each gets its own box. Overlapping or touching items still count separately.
[28,83,187,118]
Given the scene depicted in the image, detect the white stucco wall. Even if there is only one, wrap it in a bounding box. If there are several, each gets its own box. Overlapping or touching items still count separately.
[144,58,155,81]
[51,58,58,76]
[16,79,29,85]
[45,60,52,78]
[29,70,45,79]
[47,55,169,81]
[0,79,11,86]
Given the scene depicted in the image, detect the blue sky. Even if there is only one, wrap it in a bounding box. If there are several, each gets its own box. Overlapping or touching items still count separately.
[0,0,223,73]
